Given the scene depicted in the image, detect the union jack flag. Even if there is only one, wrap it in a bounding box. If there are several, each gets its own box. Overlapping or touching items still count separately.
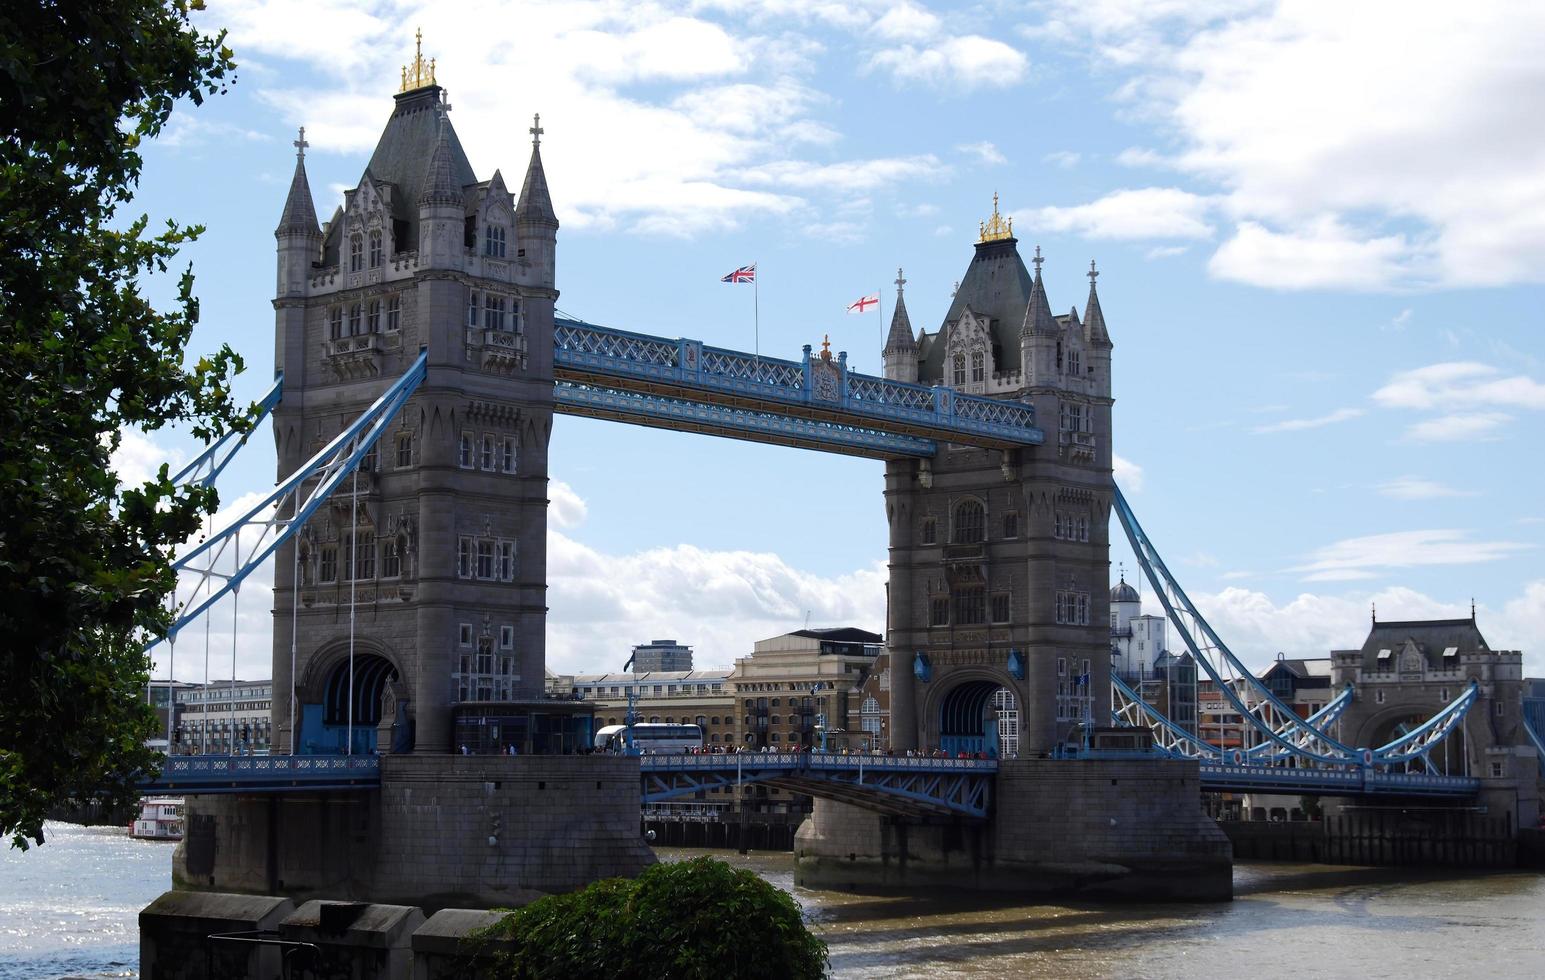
[720,263,756,283]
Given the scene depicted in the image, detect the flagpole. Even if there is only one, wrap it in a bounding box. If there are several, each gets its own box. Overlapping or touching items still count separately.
[753,260,760,379]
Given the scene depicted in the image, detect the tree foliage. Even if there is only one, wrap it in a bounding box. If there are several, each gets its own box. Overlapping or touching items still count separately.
[471,857,830,979]
[0,0,247,848]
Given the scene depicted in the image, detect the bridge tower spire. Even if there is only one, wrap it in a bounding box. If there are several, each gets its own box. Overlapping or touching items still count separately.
[882,267,917,383]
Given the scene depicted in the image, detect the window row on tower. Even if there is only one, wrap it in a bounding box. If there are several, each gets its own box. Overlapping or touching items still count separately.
[348,229,390,273]
[951,351,987,386]
[456,536,517,582]
[928,588,1012,627]
[300,532,406,585]
[468,290,522,333]
[328,294,402,339]
[458,431,518,473]
[919,500,1020,545]
[455,621,518,702]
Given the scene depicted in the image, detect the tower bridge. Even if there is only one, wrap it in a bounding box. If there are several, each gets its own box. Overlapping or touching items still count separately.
[138,43,1538,918]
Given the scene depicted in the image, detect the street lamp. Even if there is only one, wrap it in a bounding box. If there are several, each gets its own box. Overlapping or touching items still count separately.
[811,683,828,753]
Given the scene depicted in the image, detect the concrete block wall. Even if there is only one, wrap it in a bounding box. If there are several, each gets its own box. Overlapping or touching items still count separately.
[173,755,654,909]
[795,758,1232,900]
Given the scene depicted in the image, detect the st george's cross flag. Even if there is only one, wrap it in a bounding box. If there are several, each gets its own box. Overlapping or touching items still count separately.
[721,263,756,283]
[847,293,879,314]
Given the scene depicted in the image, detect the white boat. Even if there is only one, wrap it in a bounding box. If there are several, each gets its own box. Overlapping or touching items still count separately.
[130,797,184,841]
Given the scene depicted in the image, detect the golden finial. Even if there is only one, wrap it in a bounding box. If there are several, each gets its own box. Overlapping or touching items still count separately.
[399,27,438,93]
[979,191,1013,243]
[820,334,832,360]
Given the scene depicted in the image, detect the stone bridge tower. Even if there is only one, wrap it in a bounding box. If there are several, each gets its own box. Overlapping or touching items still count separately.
[883,198,1114,756]
[270,44,558,755]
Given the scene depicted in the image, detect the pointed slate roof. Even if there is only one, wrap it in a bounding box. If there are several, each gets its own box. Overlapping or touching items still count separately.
[918,236,1034,382]
[516,140,557,227]
[1084,260,1111,348]
[419,110,462,208]
[884,268,916,353]
[1022,249,1059,338]
[276,136,320,237]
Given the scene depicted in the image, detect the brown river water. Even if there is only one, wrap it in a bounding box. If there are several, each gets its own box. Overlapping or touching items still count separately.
[2,825,1541,978]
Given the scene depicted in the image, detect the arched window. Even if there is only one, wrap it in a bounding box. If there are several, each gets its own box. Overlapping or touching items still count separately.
[349,234,363,272]
[368,230,382,268]
[366,300,380,333]
[328,307,343,340]
[952,353,966,386]
[953,499,984,544]
[484,223,506,258]
[970,351,984,383]
[348,303,362,336]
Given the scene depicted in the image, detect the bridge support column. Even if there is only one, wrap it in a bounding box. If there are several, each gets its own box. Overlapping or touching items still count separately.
[795,758,1231,901]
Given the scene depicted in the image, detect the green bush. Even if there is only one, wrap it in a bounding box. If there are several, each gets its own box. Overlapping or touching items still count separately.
[472,857,828,979]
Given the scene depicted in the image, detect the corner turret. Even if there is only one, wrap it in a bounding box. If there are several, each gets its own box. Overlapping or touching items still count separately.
[516,114,558,290]
[275,127,320,296]
[882,268,918,383]
[417,106,465,268]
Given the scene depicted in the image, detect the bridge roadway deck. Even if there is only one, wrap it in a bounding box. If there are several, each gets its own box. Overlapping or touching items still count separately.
[551,317,1044,458]
[136,753,1480,806]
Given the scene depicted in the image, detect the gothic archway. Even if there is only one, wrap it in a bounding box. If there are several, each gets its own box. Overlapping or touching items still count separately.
[933,676,1019,757]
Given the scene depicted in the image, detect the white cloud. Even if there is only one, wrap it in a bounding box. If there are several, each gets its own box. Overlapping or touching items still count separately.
[1402,412,1512,443]
[1289,529,1529,583]
[111,429,184,487]
[1375,476,1478,501]
[1189,581,1545,676]
[1371,362,1545,412]
[868,35,1028,90]
[549,480,589,528]
[958,141,1007,165]
[1035,2,1545,289]
[547,532,886,672]
[1113,452,1144,492]
[1144,244,1188,259]
[1208,219,1412,290]
[1389,308,1413,330]
[1042,150,1081,169]
[1029,187,1213,241]
[870,2,941,42]
[215,0,949,240]
[1252,407,1362,434]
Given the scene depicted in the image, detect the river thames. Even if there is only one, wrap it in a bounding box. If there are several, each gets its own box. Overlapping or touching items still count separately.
[3,824,1543,978]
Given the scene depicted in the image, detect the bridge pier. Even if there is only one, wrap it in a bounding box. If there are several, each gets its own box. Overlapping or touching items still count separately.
[794,758,1232,901]
[168,755,653,909]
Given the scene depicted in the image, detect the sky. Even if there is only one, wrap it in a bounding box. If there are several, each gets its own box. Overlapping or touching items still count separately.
[130,0,1545,684]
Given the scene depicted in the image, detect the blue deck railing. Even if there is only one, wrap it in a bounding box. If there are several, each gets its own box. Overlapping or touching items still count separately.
[140,754,382,795]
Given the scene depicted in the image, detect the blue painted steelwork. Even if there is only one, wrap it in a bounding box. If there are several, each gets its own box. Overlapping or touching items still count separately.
[552,317,1043,451]
[555,380,936,459]
[639,752,995,818]
[1199,763,1479,798]
[157,351,428,642]
[1111,675,1356,763]
[140,754,381,795]
[1522,698,1545,778]
[169,373,284,489]
[1114,484,1477,769]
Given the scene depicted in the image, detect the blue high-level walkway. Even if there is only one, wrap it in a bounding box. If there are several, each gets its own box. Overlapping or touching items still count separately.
[552,317,1043,459]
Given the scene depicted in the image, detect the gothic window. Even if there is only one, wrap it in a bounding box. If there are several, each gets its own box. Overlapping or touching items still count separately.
[458,431,474,469]
[386,294,400,332]
[381,537,401,579]
[476,540,495,579]
[484,294,506,331]
[485,224,506,258]
[953,500,985,544]
[348,303,362,336]
[349,234,363,272]
[1068,349,1082,376]
[1375,689,1385,704]
[952,354,966,386]
[1075,517,1089,542]
[921,517,936,545]
[456,536,473,579]
[500,625,515,650]
[1059,402,1085,433]
[348,531,375,580]
[1003,512,1019,538]
[953,586,986,625]
[329,307,343,339]
[366,300,380,333]
[1055,590,1090,625]
[467,290,480,328]
[319,544,337,583]
[479,434,495,471]
[991,593,1010,624]
[929,596,949,627]
[368,230,382,268]
[395,432,413,469]
[510,297,523,334]
[500,436,517,474]
[498,540,516,581]
[1056,340,1063,372]
[970,351,985,383]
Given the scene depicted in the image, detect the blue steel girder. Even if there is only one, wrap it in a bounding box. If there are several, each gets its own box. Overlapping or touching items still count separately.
[552,318,1043,452]
[139,754,382,795]
[1198,762,1479,798]
[555,380,937,459]
[170,373,284,489]
[639,753,995,819]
